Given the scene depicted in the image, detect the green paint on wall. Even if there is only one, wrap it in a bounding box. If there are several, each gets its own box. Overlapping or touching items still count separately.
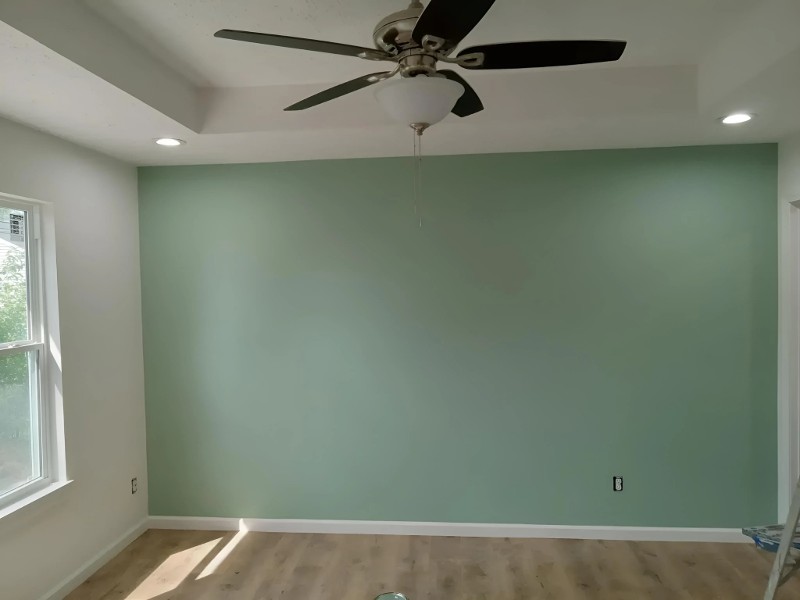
[139,145,778,526]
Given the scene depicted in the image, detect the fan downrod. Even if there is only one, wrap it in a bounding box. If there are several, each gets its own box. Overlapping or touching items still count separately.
[372,1,484,77]
[372,1,425,55]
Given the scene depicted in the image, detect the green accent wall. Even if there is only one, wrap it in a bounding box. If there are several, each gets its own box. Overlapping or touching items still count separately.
[139,145,778,526]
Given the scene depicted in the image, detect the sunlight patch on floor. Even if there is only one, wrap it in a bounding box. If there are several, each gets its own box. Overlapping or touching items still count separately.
[197,521,249,579]
[124,537,222,600]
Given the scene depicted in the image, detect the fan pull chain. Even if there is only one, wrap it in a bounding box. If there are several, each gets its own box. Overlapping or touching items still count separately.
[411,127,424,228]
[412,128,420,227]
[411,128,418,224]
[417,131,423,228]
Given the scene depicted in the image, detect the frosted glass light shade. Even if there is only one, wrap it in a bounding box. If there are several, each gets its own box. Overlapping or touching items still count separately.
[375,76,464,127]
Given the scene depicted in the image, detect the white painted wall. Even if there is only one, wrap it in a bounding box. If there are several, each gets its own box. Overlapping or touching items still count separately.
[778,133,800,520]
[0,117,147,600]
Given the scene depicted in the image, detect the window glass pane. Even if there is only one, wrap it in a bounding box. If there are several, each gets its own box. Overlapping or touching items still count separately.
[0,351,40,497]
[0,207,29,343]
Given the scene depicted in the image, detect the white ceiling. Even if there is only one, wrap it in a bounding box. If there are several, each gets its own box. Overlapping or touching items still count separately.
[82,0,752,86]
[0,0,798,166]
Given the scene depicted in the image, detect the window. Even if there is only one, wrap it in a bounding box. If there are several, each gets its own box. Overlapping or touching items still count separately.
[0,196,57,510]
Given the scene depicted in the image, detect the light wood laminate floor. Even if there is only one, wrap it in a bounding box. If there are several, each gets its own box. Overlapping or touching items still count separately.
[67,529,799,599]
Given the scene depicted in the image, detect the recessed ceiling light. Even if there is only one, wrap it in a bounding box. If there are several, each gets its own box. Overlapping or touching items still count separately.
[155,138,186,147]
[721,113,753,125]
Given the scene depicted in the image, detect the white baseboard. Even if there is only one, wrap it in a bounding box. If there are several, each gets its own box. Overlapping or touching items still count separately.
[149,516,747,543]
[40,517,149,600]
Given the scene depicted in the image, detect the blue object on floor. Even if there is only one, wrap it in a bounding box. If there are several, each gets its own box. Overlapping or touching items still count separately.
[743,525,800,553]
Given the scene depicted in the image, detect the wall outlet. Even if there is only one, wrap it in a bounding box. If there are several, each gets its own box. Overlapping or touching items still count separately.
[613,476,623,492]
[131,477,138,494]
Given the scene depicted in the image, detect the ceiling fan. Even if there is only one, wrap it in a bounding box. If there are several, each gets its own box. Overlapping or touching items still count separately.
[215,0,626,119]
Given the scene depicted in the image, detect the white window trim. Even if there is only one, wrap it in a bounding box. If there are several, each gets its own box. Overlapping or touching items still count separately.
[0,192,65,517]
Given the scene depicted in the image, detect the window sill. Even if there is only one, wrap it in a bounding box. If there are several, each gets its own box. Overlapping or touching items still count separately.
[0,480,72,522]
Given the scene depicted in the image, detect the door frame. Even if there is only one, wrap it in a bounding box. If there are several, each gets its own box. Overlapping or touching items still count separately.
[778,197,800,520]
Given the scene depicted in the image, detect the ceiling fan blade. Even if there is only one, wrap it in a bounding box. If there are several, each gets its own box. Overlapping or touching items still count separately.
[412,0,496,48]
[458,40,627,70]
[215,30,390,60]
[438,70,484,117]
[285,72,392,111]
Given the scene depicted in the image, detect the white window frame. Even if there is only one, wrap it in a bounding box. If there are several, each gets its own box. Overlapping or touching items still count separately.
[0,193,64,513]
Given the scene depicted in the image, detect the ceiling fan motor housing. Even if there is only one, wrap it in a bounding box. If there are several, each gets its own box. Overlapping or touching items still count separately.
[372,2,424,55]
